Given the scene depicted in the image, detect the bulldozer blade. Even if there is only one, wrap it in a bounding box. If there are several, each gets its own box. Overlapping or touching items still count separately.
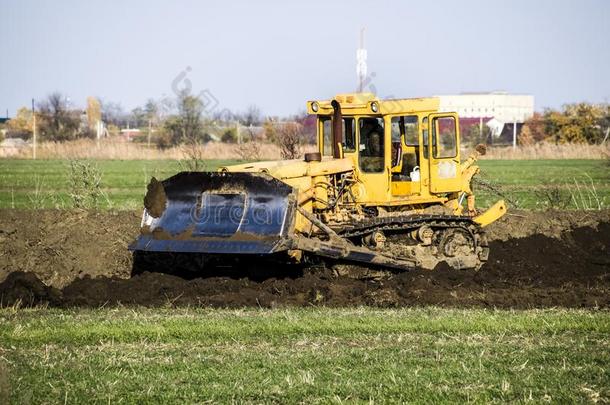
[129,172,297,255]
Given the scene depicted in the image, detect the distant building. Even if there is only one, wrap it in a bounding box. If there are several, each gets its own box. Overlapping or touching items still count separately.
[120,128,141,141]
[437,92,534,145]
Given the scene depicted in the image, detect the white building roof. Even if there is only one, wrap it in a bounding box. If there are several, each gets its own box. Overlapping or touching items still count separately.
[437,92,534,123]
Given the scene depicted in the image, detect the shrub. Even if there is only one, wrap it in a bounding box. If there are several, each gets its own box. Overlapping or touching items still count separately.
[274,122,302,159]
[68,160,105,208]
[236,141,262,161]
[221,128,237,143]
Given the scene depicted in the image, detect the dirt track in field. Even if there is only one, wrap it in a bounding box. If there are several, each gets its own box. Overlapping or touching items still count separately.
[0,209,609,308]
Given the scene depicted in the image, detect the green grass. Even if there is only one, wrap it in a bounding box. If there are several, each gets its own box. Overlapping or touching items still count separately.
[0,307,608,403]
[477,159,610,209]
[0,159,608,209]
[0,159,241,209]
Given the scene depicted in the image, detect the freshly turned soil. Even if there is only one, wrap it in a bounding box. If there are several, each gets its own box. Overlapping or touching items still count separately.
[0,209,608,308]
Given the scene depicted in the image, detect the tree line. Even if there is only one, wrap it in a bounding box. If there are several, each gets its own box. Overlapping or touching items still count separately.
[520,103,610,145]
[457,102,610,147]
[4,95,608,151]
[2,90,316,156]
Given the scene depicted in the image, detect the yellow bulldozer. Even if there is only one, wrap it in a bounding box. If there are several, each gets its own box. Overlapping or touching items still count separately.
[130,93,506,272]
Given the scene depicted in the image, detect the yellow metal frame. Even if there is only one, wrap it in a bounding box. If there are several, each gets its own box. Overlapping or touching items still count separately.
[474,200,507,227]
[221,93,507,233]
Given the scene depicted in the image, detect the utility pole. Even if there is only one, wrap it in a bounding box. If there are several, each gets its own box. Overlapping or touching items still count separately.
[147,118,152,148]
[602,127,609,145]
[512,122,517,149]
[96,120,102,147]
[356,28,367,93]
[31,98,37,160]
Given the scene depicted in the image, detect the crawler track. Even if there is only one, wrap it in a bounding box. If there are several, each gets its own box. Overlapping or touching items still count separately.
[331,215,488,270]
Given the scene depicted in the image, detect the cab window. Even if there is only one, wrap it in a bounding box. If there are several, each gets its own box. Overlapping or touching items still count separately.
[391,117,402,143]
[432,116,457,158]
[342,117,356,152]
[390,115,418,145]
[321,117,356,155]
[359,117,385,173]
[423,117,429,158]
[404,116,418,145]
[321,117,332,156]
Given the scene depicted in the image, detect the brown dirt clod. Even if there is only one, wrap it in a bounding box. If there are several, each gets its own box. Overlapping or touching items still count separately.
[143,177,167,218]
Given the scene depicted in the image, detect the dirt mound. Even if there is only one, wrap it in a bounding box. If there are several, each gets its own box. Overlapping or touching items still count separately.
[484,209,610,241]
[0,209,138,287]
[2,209,609,288]
[0,271,61,307]
[1,222,608,309]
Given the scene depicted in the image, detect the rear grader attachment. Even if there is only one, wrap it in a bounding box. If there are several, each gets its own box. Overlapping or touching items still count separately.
[130,93,507,274]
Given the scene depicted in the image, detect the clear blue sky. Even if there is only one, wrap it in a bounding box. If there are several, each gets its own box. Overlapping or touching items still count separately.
[1,0,609,117]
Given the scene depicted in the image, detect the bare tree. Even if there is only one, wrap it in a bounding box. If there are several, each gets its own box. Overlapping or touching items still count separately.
[292,111,317,144]
[275,122,302,159]
[240,105,262,126]
[144,99,160,125]
[211,108,235,123]
[131,107,147,128]
[37,92,80,141]
[100,101,126,127]
[236,141,262,161]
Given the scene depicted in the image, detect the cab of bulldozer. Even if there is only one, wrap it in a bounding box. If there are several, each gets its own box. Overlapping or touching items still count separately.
[308,94,462,205]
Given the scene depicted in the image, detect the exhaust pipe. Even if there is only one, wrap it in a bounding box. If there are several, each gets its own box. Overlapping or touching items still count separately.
[331,100,342,159]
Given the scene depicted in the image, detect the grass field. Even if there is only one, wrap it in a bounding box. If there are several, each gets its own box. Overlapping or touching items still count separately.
[0,307,607,403]
[0,159,240,210]
[476,159,609,209]
[0,159,608,210]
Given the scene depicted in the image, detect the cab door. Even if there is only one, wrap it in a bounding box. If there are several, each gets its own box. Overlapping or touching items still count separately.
[390,115,421,196]
[356,116,389,204]
[427,113,461,193]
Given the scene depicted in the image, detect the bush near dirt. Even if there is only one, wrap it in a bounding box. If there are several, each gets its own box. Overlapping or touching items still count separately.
[0,209,608,308]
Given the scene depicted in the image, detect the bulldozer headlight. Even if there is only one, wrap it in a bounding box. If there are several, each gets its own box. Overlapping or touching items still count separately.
[311,102,319,112]
[370,101,379,113]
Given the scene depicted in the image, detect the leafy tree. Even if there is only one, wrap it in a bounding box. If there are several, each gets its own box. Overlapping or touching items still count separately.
[544,103,607,144]
[177,90,204,143]
[5,107,33,139]
[221,128,237,143]
[519,112,546,145]
[86,97,102,130]
[161,91,204,145]
[262,119,276,142]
